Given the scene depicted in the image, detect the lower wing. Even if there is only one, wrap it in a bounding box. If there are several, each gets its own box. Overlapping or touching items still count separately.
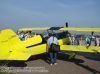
[60,45,100,53]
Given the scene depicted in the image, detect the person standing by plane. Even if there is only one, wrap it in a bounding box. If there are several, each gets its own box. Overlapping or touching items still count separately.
[96,37,100,46]
[71,35,79,45]
[47,33,59,66]
[85,36,91,48]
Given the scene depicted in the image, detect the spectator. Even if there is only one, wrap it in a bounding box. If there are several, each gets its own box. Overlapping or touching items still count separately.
[85,36,91,48]
[47,33,58,66]
[71,35,79,45]
[24,31,32,40]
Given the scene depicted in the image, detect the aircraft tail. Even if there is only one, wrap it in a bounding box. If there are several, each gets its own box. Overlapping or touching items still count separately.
[0,29,21,60]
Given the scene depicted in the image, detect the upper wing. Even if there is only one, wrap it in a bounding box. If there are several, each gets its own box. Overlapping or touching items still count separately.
[19,27,50,31]
[60,28,100,32]
[19,27,100,32]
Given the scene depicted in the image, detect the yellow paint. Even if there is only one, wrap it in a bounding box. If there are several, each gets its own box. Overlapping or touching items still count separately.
[19,27,50,31]
[0,29,44,60]
[61,45,100,53]
[60,28,100,32]
[19,27,100,32]
[0,29,20,60]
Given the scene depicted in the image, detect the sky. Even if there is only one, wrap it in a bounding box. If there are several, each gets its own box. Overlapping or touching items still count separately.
[0,0,100,30]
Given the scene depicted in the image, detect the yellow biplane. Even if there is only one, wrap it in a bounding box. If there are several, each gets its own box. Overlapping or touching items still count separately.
[0,27,100,61]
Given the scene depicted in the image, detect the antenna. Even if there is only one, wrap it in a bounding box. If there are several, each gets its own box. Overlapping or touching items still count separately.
[66,22,68,27]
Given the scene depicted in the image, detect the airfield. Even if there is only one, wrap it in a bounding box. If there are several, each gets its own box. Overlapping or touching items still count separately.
[1,53,99,74]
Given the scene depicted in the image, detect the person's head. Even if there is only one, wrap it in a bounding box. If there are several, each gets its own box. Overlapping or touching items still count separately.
[17,30,22,34]
[49,33,55,37]
[67,34,71,37]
